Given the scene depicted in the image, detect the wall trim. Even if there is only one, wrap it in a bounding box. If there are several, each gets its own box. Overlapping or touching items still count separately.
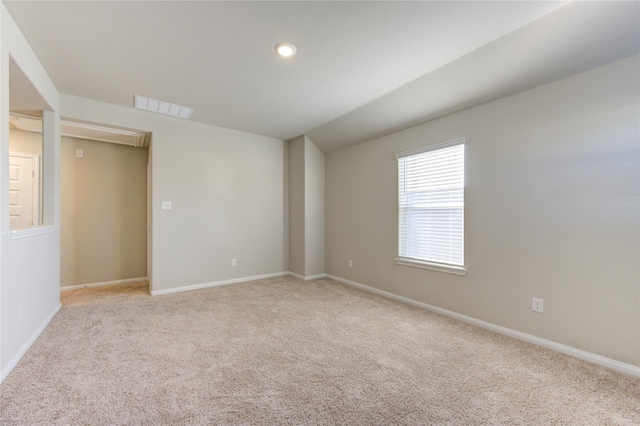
[288,271,305,280]
[60,277,148,292]
[326,274,640,378]
[304,273,328,281]
[9,225,59,240]
[150,272,288,296]
[287,272,327,281]
[1,302,62,383]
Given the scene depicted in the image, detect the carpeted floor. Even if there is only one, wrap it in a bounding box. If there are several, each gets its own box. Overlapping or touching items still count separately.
[1,275,638,425]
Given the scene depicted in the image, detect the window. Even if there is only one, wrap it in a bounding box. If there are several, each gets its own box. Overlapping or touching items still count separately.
[396,139,466,275]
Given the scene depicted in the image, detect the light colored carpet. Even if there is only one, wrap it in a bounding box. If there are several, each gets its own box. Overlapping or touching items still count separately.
[1,275,638,425]
[60,281,151,307]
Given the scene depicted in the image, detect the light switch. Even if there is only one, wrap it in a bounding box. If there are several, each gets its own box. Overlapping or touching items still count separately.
[161,201,172,210]
[76,149,84,158]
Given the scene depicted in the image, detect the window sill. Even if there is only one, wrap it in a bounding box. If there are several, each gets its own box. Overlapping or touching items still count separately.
[395,258,467,276]
[10,225,59,240]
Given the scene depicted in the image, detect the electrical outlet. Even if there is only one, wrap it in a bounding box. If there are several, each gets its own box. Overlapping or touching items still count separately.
[19,306,24,323]
[348,259,353,268]
[231,258,237,267]
[532,297,544,313]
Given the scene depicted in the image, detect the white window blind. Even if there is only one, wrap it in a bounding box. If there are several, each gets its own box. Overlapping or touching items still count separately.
[397,140,465,270]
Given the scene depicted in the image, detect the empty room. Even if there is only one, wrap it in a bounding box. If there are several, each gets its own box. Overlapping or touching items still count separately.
[0,1,638,424]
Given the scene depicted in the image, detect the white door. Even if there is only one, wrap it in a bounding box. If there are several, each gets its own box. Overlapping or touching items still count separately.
[9,153,38,229]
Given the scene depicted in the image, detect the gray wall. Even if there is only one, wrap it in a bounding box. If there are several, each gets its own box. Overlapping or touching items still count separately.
[60,136,148,287]
[304,137,325,277]
[288,136,305,276]
[1,3,61,380]
[325,55,639,367]
[288,136,325,278]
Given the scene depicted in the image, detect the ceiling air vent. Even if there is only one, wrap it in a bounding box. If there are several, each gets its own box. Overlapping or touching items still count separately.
[134,95,193,119]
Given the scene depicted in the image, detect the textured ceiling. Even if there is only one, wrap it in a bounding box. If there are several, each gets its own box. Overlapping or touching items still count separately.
[3,1,639,152]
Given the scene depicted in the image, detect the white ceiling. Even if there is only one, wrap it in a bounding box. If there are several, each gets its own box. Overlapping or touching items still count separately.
[3,1,639,152]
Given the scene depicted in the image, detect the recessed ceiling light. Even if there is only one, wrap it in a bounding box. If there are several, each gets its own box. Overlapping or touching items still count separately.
[275,42,297,58]
[134,95,193,119]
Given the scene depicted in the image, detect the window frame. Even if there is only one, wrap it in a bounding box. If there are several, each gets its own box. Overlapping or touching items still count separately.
[395,138,467,276]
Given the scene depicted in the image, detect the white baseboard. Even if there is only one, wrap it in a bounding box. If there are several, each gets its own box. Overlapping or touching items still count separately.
[304,273,328,281]
[60,277,148,292]
[287,271,305,280]
[327,274,640,378]
[150,272,288,296]
[287,272,327,281]
[1,302,62,383]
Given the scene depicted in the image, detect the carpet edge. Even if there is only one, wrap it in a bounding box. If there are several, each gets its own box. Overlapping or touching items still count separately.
[150,272,289,296]
[1,302,62,383]
[327,274,640,378]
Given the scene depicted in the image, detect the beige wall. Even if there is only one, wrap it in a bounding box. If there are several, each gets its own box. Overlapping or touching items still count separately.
[9,127,42,155]
[325,55,640,367]
[60,94,285,294]
[60,136,147,287]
